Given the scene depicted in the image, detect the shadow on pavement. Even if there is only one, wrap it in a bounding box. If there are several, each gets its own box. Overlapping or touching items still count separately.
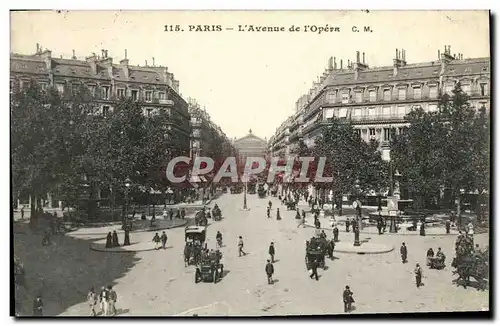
[13,222,141,317]
[271,279,279,284]
[220,270,230,279]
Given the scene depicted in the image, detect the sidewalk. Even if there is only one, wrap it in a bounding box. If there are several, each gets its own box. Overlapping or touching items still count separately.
[303,220,460,236]
[66,218,188,237]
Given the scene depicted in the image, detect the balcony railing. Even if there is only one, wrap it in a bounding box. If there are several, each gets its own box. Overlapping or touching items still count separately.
[159,99,175,105]
[350,114,406,122]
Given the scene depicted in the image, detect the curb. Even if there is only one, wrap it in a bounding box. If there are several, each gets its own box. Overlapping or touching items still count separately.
[334,245,395,255]
[89,244,163,253]
[303,223,463,237]
[67,219,189,236]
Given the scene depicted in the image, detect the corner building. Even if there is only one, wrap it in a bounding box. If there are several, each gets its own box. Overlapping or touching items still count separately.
[272,46,490,161]
[10,46,192,208]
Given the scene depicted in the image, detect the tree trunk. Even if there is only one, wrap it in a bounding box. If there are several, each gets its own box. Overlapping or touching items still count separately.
[30,192,37,227]
[456,195,462,230]
[110,186,115,222]
[147,193,151,216]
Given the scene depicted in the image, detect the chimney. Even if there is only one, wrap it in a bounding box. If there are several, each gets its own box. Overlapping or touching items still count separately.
[152,57,155,67]
[356,51,360,63]
[86,53,98,74]
[105,50,109,58]
[438,50,440,59]
[328,56,333,70]
[125,49,128,59]
[396,48,399,59]
[348,60,350,69]
[340,59,343,70]
[72,49,76,60]
[39,48,52,70]
[36,43,40,54]
[145,60,148,66]
[363,52,365,64]
[440,45,454,74]
[402,49,406,62]
[334,57,337,70]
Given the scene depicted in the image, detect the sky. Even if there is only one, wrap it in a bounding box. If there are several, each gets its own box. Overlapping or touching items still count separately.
[10,10,490,140]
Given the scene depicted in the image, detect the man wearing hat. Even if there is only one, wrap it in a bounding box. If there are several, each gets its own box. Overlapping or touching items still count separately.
[343,286,354,312]
[265,259,274,284]
[268,242,276,263]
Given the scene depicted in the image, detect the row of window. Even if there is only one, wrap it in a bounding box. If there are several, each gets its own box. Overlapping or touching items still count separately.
[354,127,406,142]
[11,79,169,103]
[325,82,489,104]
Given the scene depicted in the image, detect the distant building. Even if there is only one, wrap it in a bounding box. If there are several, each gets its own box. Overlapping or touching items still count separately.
[188,98,235,160]
[233,129,268,172]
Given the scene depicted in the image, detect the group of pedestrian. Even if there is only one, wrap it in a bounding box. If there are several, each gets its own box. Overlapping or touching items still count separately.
[162,207,186,221]
[105,231,118,248]
[265,242,276,284]
[87,285,118,316]
[152,231,168,250]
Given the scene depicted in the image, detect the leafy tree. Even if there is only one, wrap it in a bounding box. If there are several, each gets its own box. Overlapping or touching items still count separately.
[391,82,490,222]
[11,80,99,222]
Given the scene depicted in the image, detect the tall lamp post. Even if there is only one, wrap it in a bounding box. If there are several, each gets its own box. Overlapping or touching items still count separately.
[243,176,248,210]
[124,178,131,225]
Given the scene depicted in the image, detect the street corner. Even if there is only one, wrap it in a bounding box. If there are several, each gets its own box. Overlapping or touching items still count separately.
[133,218,188,232]
[334,242,394,255]
[90,238,159,253]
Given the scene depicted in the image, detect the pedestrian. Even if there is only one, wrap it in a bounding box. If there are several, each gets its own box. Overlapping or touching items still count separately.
[160,231,168,249]
[112,230,120,247]
[414,263,423,288]
[276,208,281,220]
[107,285,117,316]
[400,242,408,263]
[20,206,24,220]
[268,242,275,263]
[345,219,350,232]
[32,294,43,316]
[267,206,271,218]
[268,200,272,210]
[105,232,113,248]
[309,259,319,281]
[238,236,247,257]
[445,219,451,234]
[99,286,108,316]
[181,208,186,219]
[169,208,173,221]
[333,225,339,242]
[152,232,161,250]
[343,286,354,313]
[123,225,131,246]
[265,259,274,284]
[87,287,98,316]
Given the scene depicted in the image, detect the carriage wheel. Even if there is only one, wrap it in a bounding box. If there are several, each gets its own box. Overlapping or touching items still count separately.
[213,270,218,283]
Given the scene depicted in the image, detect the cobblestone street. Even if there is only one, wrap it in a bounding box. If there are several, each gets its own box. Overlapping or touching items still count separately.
[58,193,489,316]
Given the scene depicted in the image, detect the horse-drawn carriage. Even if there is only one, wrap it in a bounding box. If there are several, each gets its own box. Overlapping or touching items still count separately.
[305,236,328,269]
[270,188,278,197]
[286,201,297,211]
[452,236,489,290]
[212,205,222,221]
[184,226,207,266]
[230,185,243,194]
[195,251,224,283]
[248,184,256,195]
[257,184,267,198]
[194,210,208,226]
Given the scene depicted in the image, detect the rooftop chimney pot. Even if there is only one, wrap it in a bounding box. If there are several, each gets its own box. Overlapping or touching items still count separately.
[362,52,365,64]
[356,51,360,63]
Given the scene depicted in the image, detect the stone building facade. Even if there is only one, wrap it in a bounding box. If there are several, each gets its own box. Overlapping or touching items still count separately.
[270,46,491,162]
[233,130,268,174]
[10,46,192,208]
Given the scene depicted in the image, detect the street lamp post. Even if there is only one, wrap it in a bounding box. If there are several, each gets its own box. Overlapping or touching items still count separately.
[243,179,248,210]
